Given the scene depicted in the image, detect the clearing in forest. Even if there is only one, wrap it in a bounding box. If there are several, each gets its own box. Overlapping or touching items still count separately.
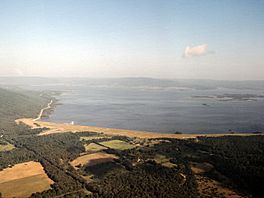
[84,143,107,152]
[0,161,54,198]
[190,162,245,198]
[80,135,111,141]
[70,152,119,169]
[154,154,177,168]
[100,140,136,150]
[0,142,15,152]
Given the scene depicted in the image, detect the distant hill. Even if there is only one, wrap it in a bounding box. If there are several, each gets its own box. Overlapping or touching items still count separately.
[0,88,49,128]
[1,77,264,90]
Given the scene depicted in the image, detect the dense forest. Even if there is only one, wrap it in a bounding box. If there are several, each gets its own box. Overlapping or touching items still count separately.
[0,87,264,198]
[184,136,264,197]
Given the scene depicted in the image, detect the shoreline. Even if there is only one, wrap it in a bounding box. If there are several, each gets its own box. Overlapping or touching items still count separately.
[15,99,262,139]
[16,118,261,139]
[33,99,53,121]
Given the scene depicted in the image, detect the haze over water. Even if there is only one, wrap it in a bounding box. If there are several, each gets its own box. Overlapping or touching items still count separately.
[22,78,264,134]
[1,77,264,133]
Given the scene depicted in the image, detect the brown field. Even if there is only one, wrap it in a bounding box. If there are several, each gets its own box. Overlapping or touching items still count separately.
[190,162,214,174]
[70,152,118,169]
[195,175,245,198]
[0,161,54,198]
[190,162,245,198]
[15,118,260,139]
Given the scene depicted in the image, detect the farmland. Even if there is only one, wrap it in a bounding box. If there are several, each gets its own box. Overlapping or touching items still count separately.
[84,143,107,152]
[0,161,54,198]
[153,154,177,168]
[0,142,15,152]
[99,140,137,150]
[70,152,119,169]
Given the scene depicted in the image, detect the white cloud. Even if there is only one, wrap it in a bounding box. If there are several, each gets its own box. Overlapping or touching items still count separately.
[183,44,209,58]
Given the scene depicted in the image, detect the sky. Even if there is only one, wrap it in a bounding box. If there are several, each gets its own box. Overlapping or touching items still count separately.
[0,0,264,80]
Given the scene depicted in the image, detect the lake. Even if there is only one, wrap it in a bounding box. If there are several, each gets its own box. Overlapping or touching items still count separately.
[41,79,264,133]
[1,77,264,133]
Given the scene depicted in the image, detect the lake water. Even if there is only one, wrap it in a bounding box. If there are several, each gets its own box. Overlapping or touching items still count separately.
[1,77,264,133]
[37,79,264,134]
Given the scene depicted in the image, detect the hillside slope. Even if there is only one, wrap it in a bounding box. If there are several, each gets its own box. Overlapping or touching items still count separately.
[0,88,49,129]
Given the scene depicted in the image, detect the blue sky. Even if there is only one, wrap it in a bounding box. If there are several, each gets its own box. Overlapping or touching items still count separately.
[0,0,264,80]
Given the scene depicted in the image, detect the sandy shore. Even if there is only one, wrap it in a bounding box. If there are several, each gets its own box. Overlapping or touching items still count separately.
[15,118,260,139]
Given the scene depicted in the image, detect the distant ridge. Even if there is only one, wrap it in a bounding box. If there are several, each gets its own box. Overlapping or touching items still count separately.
[0,88,49,127]
[1,77,264,90]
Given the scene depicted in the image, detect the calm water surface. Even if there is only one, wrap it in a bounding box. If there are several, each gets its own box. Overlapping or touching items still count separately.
[43,84,264,133]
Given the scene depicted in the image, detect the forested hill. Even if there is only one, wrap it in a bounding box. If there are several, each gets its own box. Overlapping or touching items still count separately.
[0,88,49,129]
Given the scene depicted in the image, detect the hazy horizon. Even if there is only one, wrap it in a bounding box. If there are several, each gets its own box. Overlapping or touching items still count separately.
[0,0,264,80]
[2,75,264,82]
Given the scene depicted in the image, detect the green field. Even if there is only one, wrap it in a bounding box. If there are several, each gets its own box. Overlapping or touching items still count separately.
[154,154,177,168]
[84,143,107,152]
[100,140,136,150]
[0,142,15,152]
